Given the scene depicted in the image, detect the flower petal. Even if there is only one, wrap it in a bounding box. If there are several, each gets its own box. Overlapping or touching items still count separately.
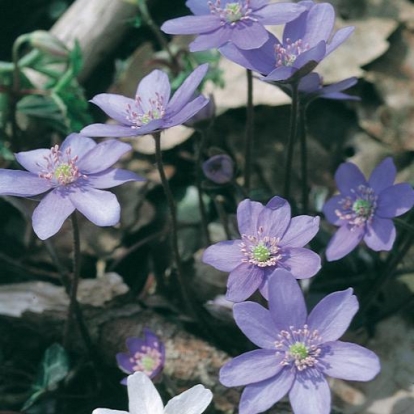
[364,216,396,251]
[165,96,209,128]
[88,168,144,189]
[32,189,75,240]
[368,157,396,193]
[326,26,355,56]
[322,194,347,226]
[0,170,51,196]
[282,215,320,247]
[161,15,220,35]
[268,269,307,330]
[77,140,132,173]
[319,77,358,95]
[80,123,144,138]
[127,372,164,414]
[164,384,212,414]
[136,70,171,112]
[69,187,120,227]
[264,64,295,81]
[220,349,283,387]
[233,301,278,349]
[293,41,326,70]
[226,264,264,302]
[230,20,269,50]
[307,288,358,341]
[325,225,364,261]
[239,369,295,414]
[237,198,264,236]
[258,2,306,25]
[289,371,331,414]
[116,353,134,374]
[281,247,321,279]
[15,149,54,174]
[320,341,380,381]
[376,183,414,218]
[92,410,128,414]
[334,162,367,196]
[60,133,97,157]
[185,0,210,15]
[189,27,232,52]
[302,3,335,46]
[202,240,243,272]
[257,197,291,239]
[89,94,135,125]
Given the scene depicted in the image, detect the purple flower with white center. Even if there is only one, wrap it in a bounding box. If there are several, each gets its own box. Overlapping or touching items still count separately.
[323,157,414,261]
[202,154,234,184]
[161,0,306,52]
[220,269,381,414]
[219,1,354,82]
[0,133,142,240]
[202,196,321,302]
[116,329,165,385]
[80,64,209,138]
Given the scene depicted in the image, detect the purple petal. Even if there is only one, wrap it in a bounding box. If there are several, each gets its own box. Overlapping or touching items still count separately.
[15,149,54,174]
[202,240,243,272]
[334,162,367,196]
[299,72,321,94]
[168,64,208,114]
[136,70,171,113]
[0,170,51,196]
[60,133,97,157]
[165,96,209,128]
[320,77,358,96]
[320,341,380,381]
[69,187,120,226]
[257,198,291,239]
[268,269,307,330]
[325,225,364,261]
[293,41,326,69]
[364,216,396,251]
[263,66,295,82]
[143,329,163,351]
[326,26,355,56]
[376,183,414,218]
[89,94,135,125]
[77,140,132,173]
[161,15,220,35]
[226,264,264,302]
[258,3,307,25]
[189,27,232,52]
[239,369,295,414]
[126,337,145,354]
[307,288,358,341]
[88,168,144,189]
[281,215,320,247]
[237,199,264,236]
[220,349,283,387]
[302,3,335,46]
[233,301,278,349]
[116,353,134,374]
[185,0,210,15]
[323,195,348,226]
[368,157,396,193]
[265,195,289,210]
[322,92,360,101]
[230,20,269,50]
[32,189,75,240]
[80,123,143,138]
[283,9,309,43]
[289,371,331,414]
[281,247,321,279]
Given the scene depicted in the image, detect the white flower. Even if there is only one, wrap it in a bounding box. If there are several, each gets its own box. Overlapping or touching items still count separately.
[93,371,213,414]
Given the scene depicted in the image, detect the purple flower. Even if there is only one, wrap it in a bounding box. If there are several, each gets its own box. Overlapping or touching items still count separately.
[0,133,142,240]
[80,64,209,138]
[202,196,321,302]
[202,154,234,184]
[161,0,306,52]
[323,157,414,261]
[116,329,165,385]
[220,1,354,82]
[220,269,381,414]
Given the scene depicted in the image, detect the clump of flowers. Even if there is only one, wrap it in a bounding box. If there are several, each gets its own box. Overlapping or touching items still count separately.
[323,157,414,261]
[161,0,306,52]
[202,154,234,184]
[81,64,209,138]
[116,329,165,385]
[220,269,380,414]
[203,196,320,302]
[0,133,142,240]
[93,371,213,414]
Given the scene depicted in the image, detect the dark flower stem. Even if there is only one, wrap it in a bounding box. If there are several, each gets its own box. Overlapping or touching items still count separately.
[299,103,309,214]
[283,82,300,201]
[243,69,254,193]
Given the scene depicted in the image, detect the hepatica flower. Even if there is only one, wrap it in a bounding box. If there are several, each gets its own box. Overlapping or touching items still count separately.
[323,157,414,261]
[93,371,212,414]
[0,134,142,240]
[81,64,209,138]
[117,329,165,385]
[220,270,380,414]
[203,196,321,302]
[220,1,354,82]
[161,0,306,52]
[202,154,234,184]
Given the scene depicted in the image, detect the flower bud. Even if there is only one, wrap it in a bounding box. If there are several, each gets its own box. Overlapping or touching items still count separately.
[202,154,234,184]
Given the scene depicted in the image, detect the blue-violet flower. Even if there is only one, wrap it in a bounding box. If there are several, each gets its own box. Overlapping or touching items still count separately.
[220,269,381,414]
[202,196,321,302]
[323,157,414,261]
[202,154,234,184]
[0,133,142,240]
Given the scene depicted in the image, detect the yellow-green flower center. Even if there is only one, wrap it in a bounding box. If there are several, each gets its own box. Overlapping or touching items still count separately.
[352,199,372,218]
[54,164,74,184]
[252,243,271,262]
[289,342,308,360]
[141,355,157,371]
[225,3,243,22]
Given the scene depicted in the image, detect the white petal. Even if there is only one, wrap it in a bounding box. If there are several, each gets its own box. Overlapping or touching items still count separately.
[127,372,164,414]
[164,385,212,414]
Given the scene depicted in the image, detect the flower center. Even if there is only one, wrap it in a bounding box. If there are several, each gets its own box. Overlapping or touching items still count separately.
[39,144,84,186]
[335,185,377,228]
[275,38,309,67]
[240,226,282,267]
[208,0,255,25]
[126,93,165,129]
[130,346,162,376]
[275,325,322,371]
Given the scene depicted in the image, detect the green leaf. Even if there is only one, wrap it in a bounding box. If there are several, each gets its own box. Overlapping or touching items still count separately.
[69,40,83,77]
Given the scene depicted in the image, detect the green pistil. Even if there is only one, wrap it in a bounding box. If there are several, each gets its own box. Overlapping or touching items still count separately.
[252,243,271,262]
[352,199,372,218]
[55,164,73,183]
[289,342,308,360]
[226,3,243,22]
[141,356,156,371]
